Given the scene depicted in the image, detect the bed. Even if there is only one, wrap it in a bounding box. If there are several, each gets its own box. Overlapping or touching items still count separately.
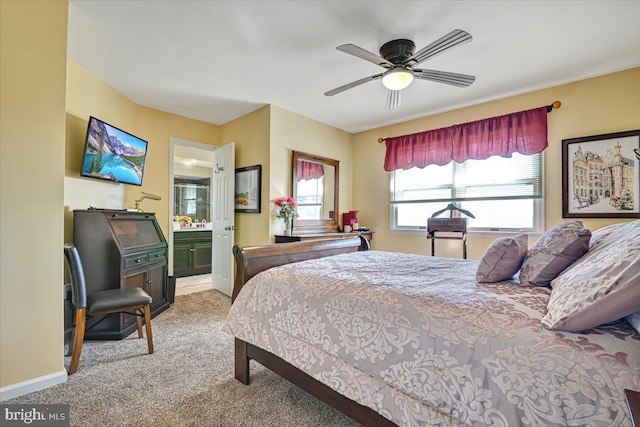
[225,221,640,426]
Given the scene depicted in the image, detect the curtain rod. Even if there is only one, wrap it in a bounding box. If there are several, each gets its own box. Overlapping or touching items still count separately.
[377,100,561,143]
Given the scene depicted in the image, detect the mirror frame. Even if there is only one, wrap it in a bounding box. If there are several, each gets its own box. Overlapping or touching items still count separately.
[292,151,340,234]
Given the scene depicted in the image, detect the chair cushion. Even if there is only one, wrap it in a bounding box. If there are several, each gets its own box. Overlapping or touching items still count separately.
[87,287,152,313]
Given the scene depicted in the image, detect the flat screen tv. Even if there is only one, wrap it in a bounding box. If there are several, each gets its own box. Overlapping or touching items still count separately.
[80,116,148,186]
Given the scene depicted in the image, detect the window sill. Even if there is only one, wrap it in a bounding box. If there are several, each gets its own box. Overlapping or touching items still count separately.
[390,228,542,240]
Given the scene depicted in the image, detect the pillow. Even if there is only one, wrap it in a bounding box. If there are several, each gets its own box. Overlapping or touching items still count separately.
[589,221,625,248]
[519,221,591,287]
[476,234,528,282]
[542,220,640,332]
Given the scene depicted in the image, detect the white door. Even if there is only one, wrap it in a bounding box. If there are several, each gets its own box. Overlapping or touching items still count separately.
[212,142,235,296]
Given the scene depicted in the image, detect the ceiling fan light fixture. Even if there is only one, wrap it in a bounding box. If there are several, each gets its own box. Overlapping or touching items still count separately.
[382,68,414,91]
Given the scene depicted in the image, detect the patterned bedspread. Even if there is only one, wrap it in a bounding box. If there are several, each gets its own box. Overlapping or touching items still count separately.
[225,251,640,426]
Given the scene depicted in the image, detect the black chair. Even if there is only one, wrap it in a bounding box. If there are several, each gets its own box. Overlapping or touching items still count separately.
[64,243,154,374]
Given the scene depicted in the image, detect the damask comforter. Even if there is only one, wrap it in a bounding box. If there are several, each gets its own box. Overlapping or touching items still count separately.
[225,250,640,426]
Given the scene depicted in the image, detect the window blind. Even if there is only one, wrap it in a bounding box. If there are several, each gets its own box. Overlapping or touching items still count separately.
[391,152,542,203]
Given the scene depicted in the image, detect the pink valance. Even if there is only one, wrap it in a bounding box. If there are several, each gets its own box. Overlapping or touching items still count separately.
[384,106,548,171]
[297,160,325,181]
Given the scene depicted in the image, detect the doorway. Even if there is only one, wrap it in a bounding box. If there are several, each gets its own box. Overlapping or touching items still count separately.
[169,138,217,292]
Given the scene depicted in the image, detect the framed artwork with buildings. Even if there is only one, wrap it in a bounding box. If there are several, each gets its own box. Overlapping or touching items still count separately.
[562,130,640,218]
[234,165,262,213]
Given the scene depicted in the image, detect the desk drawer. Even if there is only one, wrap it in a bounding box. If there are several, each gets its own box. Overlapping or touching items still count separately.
[148,250,167,264]
[124,254,148,269]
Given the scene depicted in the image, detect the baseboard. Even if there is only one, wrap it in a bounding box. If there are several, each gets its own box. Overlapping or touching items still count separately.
[0,370,67,401]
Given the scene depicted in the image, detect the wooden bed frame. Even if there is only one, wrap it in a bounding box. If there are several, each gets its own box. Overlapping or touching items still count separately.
[231,236,396,426]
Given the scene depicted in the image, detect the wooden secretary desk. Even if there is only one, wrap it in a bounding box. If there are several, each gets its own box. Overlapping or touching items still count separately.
[73,209,170,340]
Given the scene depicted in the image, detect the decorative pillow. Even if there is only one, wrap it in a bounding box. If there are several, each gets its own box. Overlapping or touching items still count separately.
[519,221,591,287]
[542,220,640,332]
[589,221,625,248]
[476,234,528,282]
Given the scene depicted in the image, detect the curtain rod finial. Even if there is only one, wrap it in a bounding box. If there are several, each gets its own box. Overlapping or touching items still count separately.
[546,101,562,113]
[378,137,384,144]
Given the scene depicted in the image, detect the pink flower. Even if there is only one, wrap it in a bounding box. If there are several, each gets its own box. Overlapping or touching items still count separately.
[273,197,299,220]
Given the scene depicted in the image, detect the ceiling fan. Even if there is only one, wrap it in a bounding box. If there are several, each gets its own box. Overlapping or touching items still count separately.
[324,29,476,109]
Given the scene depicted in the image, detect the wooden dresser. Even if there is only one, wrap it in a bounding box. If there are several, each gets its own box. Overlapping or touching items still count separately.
[73,209,170,340]
[275,231,373,244]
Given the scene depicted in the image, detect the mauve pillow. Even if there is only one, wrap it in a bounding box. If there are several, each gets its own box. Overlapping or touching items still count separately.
[476,234,528,283]
[519,221,591,287]
[542,220,640,332]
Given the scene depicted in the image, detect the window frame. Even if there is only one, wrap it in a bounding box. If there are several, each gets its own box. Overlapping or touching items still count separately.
[389,154,545,237]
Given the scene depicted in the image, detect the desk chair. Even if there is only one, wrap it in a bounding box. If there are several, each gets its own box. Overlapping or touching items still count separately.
[64,243,154,374]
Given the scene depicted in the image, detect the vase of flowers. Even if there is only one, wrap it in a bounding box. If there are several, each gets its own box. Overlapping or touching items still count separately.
[173,215,192,229]
[274,197,298,235]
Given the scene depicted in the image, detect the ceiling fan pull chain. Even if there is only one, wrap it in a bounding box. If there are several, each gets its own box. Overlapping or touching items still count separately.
[386,90,401,109]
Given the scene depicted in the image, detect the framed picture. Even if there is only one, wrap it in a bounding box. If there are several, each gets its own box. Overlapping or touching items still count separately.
[235,165,262,213]
[562,129,640,218]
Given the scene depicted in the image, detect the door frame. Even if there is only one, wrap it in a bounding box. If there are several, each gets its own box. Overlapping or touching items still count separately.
[169,137,218,276]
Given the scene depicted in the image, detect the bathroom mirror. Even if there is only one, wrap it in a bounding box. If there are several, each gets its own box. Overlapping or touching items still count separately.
[174,176,210,222]
[292,151,339,233]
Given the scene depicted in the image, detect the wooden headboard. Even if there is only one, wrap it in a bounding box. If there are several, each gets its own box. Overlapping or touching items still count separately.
[231,236,369,302]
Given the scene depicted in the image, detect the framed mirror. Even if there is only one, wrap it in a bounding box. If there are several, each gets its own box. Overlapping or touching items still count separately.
[292,151,340,234]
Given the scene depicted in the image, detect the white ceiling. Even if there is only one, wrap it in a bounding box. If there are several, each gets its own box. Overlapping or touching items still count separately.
[68,1,640,134]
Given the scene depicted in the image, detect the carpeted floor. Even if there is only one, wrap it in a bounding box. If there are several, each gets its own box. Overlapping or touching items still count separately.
[6,290,360,427]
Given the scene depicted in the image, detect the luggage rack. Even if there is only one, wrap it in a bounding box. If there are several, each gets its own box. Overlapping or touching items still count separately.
[427,217,468,259]
[427,204,474,260]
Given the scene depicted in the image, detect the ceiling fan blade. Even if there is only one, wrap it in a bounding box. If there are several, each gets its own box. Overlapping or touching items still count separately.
[336,44,394,68]
[412,69,476,87]
[404,29,472,66]
[324,74,383,96]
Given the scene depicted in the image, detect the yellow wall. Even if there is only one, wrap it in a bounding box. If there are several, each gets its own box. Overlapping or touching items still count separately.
[219,105,353,246]
[353,67,640,258]
[270,106,353,240]
[1,0,68,388]
[134,106,220,235]
[220,106,271,246]
[64,60,220,243]
[64,61,137,243]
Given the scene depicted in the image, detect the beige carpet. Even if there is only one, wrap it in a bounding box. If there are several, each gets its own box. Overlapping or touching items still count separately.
[6,290,360,427]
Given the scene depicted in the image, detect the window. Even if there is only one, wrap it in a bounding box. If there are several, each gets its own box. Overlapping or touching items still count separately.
[296,176,324,220]
[390,153,544,234]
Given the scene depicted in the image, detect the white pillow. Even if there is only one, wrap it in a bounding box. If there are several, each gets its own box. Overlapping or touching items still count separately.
[542,220,640,332]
